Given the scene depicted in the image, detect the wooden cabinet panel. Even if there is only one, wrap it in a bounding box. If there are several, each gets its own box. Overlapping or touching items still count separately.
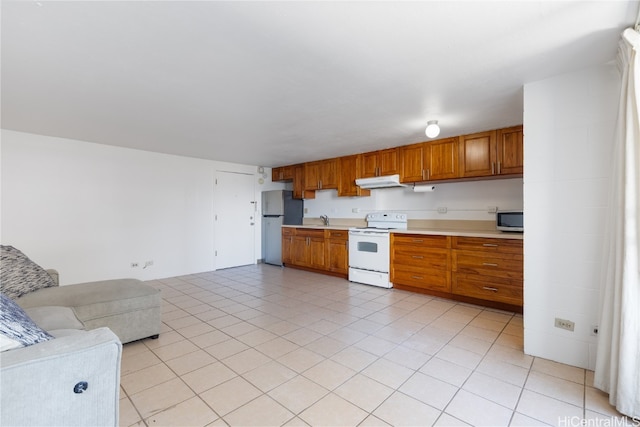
[361,148,399,178]
[338,154,370,197]
[327,238,348,275]
[400,138,458,183]
[452,237,523,254]
[452,274,523,306]
[459,130,497,178]
[426,138,459,180]
[393,234,450,249]
[304,159,338,191]
[282,228,293,264]
[293,164,315,200]
[391,234,451,292]
[497,125,523,175]
[272,166,294,182]
[400,143,425,183]
[451,236,523,307]
[452,251,523,280]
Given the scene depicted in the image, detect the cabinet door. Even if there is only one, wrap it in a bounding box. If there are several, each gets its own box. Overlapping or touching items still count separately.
[378,148,400,176]
[272,167,284,182]
[360,151,379,178]
[308,237,326,269]
[400,143,425,183]
[320,158,339,189]
[459,130,497,178]
[426,137,459,180]
[338,154,370,197]
[293,164,315,200]
[291,236,309,266]
[282,234,292,264]
[327,239,348,274]
[304,161,321,190]
[497,126,523,175]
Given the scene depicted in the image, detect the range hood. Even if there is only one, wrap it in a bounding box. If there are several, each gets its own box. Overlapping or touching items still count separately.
[355,174,406,189]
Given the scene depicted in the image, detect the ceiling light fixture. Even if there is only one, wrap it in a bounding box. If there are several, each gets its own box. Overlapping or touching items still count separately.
[425,120,440,138]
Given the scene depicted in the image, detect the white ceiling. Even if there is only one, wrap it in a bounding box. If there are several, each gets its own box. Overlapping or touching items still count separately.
[2,1,637,167]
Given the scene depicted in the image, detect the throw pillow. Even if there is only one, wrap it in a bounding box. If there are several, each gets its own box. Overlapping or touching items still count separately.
[0,245,56,300]
[0,293,53,352]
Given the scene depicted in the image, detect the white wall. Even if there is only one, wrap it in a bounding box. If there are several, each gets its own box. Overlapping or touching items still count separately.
[303,178,523,221]
[1,130,283,285]
[523,63,620,370]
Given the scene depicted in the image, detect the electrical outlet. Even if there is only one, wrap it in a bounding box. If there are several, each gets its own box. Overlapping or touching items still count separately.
[131,262,139,268]
[591,325,599,336]
[554,318,575,331]
[304,208,309,214]
[144,260,154,268]
[487,206,498,213]
[352,208,360,213]
[437,207,447,214]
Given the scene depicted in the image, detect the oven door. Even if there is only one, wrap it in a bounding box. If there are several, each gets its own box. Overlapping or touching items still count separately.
[348,230,390,273]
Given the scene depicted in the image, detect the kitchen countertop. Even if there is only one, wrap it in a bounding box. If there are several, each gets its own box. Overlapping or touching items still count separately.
[282,224,524,239]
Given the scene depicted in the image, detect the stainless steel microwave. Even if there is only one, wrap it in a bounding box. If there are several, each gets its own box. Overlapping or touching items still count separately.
[496,210,523,232]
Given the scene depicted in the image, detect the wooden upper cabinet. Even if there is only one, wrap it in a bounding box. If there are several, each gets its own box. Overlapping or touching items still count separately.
[426,137,459,181]
[272,165,294,182]
[338,154,371,197]
[400,138,459,183]
[459,130,497,178]
[400,143,425,183]
[459,126,523,178]
[496,125,523,175]
[304,158,338,190]
[293,164,315,200]
[361,148,400,178]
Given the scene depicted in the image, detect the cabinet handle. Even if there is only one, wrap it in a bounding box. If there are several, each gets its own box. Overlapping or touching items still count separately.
[412,255,424,259]
[482,262,498,267]
[334,233,342,237]
[411,275,424,280]
[412,239,424,243]
[497,162,501,175]
[426,169,430,180]
[483,286,499,292]
[491,163,495,175]
[422,169,426,180]
[482,243,499,247]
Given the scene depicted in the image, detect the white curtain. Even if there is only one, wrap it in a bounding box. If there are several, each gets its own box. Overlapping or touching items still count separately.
[594,28,640,419]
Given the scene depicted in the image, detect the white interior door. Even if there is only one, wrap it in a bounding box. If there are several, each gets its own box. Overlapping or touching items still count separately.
[214,171,256,269]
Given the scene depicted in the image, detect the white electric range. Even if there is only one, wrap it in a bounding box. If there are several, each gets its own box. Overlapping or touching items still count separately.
[348,212,407,288]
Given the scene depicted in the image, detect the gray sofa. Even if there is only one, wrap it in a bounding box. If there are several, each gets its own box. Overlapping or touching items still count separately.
[0,246,163,426]
[18,270,162,345]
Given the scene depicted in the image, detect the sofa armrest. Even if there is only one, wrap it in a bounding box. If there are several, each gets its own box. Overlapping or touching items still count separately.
[46,268,60,286]
[0,327,122,427]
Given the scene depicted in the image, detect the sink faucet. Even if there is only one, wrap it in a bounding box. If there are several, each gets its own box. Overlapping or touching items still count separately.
[320,215,330,226]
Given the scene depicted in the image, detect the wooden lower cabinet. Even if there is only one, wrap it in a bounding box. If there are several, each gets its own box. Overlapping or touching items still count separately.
[451,236,523,307]
[392,233,523,311]
[282,227,348,278]
[391,234,451,293]
[291,229,326,270]
[326,230,349,275]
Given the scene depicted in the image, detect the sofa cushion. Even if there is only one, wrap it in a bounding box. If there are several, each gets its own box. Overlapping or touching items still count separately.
[24,306,85,331]
[0,294,53,352]
[17,278,160,322]
[0,246,56,300]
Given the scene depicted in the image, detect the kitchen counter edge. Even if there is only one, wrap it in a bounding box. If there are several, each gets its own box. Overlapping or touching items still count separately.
[282,225,523,239]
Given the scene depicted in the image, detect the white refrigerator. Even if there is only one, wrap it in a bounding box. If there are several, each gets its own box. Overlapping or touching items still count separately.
[262,190,303,265]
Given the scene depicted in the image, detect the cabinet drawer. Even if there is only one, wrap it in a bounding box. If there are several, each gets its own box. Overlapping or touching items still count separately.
[393,248,450,270]
[452,237,522,254]
[393,234,450,249]
[282,228,295,237]
[328,230,348,240]
[295,228,326,238]
[452,274,522,306]
[392,267,451,292]
[452,251,522,279]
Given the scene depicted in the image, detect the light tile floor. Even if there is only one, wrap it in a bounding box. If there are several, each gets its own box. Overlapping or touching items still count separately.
[119,265,630,427]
